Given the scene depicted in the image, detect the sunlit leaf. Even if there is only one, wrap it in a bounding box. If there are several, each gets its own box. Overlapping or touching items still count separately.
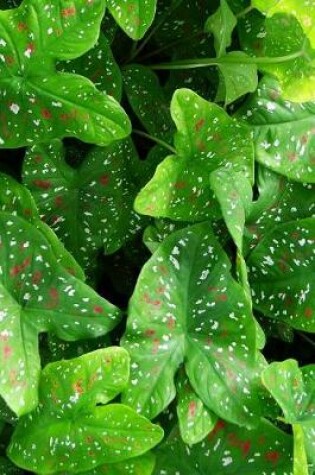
[107,0,157,40]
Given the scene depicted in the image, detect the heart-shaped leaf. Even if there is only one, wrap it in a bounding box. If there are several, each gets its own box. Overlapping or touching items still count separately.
[238,76,315,183]
[107,0,157,40]
[248,218,315,332]
[0,210,122,416]
[252,0,315,50]
[262,360,315,472]
[0,0,130,148]
[205,0,237,57]
[238,11,315,102]
[8,347,163,474]
[122,222,262,426]
[23,138,144,272]
[135,88,254,221]
[154,419,293,474]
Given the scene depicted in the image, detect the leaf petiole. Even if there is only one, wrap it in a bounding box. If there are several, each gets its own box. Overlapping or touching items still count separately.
[133,129,176,154]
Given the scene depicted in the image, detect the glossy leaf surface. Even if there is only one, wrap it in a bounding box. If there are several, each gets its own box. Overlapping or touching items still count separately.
[107,0,157,40]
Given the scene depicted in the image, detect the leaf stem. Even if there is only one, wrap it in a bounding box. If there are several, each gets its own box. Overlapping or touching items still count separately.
[236,5,254,18]
[298,332,315,348]
[150,50,305,70]
[133,129,176,154]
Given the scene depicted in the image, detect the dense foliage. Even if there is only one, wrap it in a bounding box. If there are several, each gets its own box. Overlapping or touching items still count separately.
[0,0,314,474]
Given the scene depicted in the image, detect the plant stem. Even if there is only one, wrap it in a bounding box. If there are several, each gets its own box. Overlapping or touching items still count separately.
[150,50,305,70]
[298,332,315,348]
[236,5,254,18]
[128,0,184,62]
[133,129,176,154]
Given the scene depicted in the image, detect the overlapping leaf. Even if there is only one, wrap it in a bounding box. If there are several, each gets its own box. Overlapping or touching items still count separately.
[154,419,293,474]
[0,0,130,148]
[0,210,122,416]
[122,222,262,426]
[252,0,315,49]
[238,11,315,102]
[135,88,254,221]
[205,0,237,57]
[23,138,144,272]
[262,360,315,473]
[238,77,315,183]
[248,218,315,332]
[8,347,163,474]
[107,0,157,40]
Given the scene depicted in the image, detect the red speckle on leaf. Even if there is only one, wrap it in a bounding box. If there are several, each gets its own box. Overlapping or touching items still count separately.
[61,6,76,17]
[41,109,52,120]
[152,338,160,354]
[188,401,197,418]
[54,196,63,207]
[99,174,110,186]
[167,316,176,330]
[287,152,298,162]
[144,328,156,337]
[196,140,206,151]
[17,22,27,31]
[93,306,103,314]
[5,55,14,65]
[3,346,12,358]
[32,179,51,190]
[208,420,226,440]
[174,181,186,189]
[216,293,228,302]
[32,270,42,285]
[195,118,205,132]
[304,307,313,318]
[49,288,59,299]
[265,451,280,464]
[73,380,84,394]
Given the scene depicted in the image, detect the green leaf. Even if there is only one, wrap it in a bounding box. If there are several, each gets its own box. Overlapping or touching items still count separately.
[154,419,293,474]
[176,370,217,445]
[252,0,315,50]
[23,138,143,272]
[238,76,315,183]
[248,218,315,332]
[107,0,157,40]
[123,65,174,139]
[0,211,121,416]
[262,360,315,472]
[79,452,156,475]
[122,222,262,426]
[245,165,315,254]
[8,348,163,474]
[0,0,130,148]
[210,168,253,251]
[205,0,237,57]
[135,88,254,221]
[0,456,22,474]
[59,32,123,101]
[238,11,315,102]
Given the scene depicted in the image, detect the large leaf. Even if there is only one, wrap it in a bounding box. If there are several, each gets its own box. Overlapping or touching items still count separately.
[107,0,157,40]
[154,419,293,474]
[23,138,143,272]
[238,76,315,183]
[0,211,121,416]
[262,360,315,472]
[8,348,163,474]
[135,88,254,221]
[122,222,262,426]
[248,218,315,332]
[0,0,130,148]
[238,11,315,102]
[252,0,315,50]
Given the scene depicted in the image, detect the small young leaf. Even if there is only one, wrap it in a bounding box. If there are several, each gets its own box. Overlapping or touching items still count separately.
[248,218,315,331]
[205,0,237,57]
[154,419,293,474]
[135,88,254,221]
[122,222,262,426]
[8,348,163,474]
[107,0,157,40]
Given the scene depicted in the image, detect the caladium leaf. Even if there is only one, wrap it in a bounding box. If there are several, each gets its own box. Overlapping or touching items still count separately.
[154,419,293,474]
[59,32,122,101]
[8,348,164,474]
[80,452,156,475]
[252,0,315,50]
[0,172,85,280]
[205,0,237,57]
[107,0,157,40]
[135,88,254,221]
[122,222,262,426]
[262,360,315,472]
[238,76,315,183]
[123,65,174,139]
[245,165,315,251]
[0,0,130,148]
[248,218,315,332]
[0,211,122,416]
[238,11,315,102]
[210,168,252,251]
[23,138,143,272]
[176,370,217,445]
